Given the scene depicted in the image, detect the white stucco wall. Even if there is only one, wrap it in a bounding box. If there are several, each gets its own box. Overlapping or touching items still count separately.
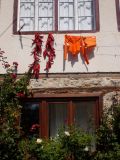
[0,0,120,74]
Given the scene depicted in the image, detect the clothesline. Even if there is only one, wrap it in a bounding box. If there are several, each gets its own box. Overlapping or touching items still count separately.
[9,34,120,48]
[0,22,120,58]
[15,44,120,57]
[9,36,120,50]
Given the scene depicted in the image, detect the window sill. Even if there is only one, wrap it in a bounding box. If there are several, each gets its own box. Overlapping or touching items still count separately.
[13,29,100,35]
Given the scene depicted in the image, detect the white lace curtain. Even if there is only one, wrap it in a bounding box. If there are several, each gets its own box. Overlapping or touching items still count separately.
[19,0,95,31]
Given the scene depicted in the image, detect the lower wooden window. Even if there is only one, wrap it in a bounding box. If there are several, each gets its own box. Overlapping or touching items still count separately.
[20,94,102,138]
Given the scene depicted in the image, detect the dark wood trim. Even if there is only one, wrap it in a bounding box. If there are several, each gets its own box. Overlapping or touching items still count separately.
[39,102,41,137]
[54,0,58,32]
[13,0,100,35]
[94,99,100,128]
[68,101,74,125]
[13,0,18,34]
[32,92,102,98]
[98,94,103,124]
[40,101,49,138]
[13,29,99,35]
[95,94,103,128]
[95,0,100,32]
[116,0,120,31]
[21,93,102,138]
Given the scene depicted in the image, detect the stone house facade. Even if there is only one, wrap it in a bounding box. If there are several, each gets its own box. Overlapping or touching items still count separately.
[0,0,120,137]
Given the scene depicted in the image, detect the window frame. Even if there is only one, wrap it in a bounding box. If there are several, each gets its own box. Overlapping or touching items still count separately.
[116,0,120,31]
[20,93,102,138]
[13,0,100,34]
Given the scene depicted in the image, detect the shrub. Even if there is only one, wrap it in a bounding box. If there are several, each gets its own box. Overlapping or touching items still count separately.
[17,126,93,160]
[94,104,120,160]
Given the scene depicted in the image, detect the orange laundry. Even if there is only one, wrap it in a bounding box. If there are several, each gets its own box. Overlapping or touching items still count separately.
[64,35,96,64]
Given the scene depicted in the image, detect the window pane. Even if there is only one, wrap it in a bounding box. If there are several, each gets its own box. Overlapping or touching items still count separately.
[58,0,95,31]
[78,16,93,30]
[19,1,35,31]
[74,101,95,132]
[78,1,93,16]
[38,0,54,31]
[59,17,74,30]
[38,2,53,17]
[20,0,34,2]
[21,102,40,137]
[38,18,53,31]
[19,0,54,31]
[59,0,74,30]
[39,0,53,2]
[20,3,34,17]
[20,18,35,31]
[59,1,74,17]
[77,0,94,30]
[78,0,92,1]
[49,103,67,137]
[59,0,74,2]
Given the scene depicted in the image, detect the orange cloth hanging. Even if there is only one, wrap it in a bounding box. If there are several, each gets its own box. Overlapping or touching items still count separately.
[64,35,96,64]
[64,35,81,60]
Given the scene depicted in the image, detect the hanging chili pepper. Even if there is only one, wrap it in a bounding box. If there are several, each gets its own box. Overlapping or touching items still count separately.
[30,33,43,79]
[32,33,43,54]
[33,62,40,79]
[43,33,55,72]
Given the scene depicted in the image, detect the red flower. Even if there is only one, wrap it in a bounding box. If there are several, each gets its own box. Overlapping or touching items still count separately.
[16,92,25,97]
[11,73,17,79]
[13,62,18,66]
[4,63,10,68]
[30,124,40,132]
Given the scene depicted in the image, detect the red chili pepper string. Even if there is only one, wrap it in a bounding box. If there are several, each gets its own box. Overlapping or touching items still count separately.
[43,33,55,72]
[30,33,43,79]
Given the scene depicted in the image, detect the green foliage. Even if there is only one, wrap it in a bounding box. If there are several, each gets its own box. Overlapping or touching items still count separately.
[15,73,31,96]
[56,126,92,160]
[94,149,120,160]
[113,105,120,144]
[1,69,120,160]
[94,104,120,160]
[18,127,92,160]
[29,138,58,160]
[95,117,117,152]
[0,70,93,160]
[0,130,21,160]
[18,139,31,160]
[0,72,30,160]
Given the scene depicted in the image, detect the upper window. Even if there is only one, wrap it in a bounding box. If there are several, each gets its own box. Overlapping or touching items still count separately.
[16,0,99,33]
[116,0,120,31]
